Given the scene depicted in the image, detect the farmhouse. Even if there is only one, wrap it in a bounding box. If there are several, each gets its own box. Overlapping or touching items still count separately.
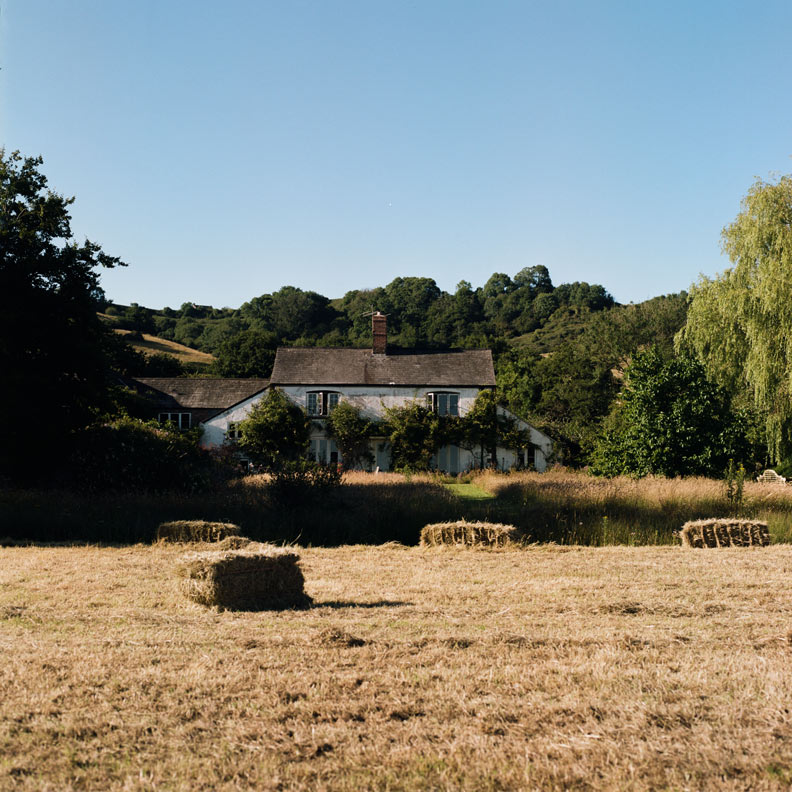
[198,313,552,473]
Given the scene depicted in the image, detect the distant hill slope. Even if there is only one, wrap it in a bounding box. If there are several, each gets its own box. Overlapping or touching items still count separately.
[112,328,214,368]
[510,307,598,354]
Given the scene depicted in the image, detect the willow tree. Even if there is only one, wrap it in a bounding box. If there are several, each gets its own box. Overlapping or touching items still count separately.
[680,175,792,460]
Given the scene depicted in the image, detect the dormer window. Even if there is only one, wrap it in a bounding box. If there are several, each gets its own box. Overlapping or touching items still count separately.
[426,392,459,416]
[307,391,340,416]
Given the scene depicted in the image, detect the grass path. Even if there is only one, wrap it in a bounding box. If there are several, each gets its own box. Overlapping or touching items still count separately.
[2,543,792,789]
[443,481,495,501]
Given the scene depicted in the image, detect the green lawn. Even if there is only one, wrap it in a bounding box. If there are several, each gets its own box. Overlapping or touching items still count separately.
[444,482,495,501]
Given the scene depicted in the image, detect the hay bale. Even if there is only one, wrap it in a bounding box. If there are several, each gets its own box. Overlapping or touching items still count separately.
[176,545,312,610]
[157,520,241,543]
[215,535,252,551]
[420,520,523,547]
[679,518,770,548]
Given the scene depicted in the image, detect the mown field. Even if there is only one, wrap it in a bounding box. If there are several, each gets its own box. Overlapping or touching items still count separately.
[2,542,792,790]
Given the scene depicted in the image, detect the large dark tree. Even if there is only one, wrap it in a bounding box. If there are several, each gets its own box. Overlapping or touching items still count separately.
[213,329,277,378]
[0,150,125,482]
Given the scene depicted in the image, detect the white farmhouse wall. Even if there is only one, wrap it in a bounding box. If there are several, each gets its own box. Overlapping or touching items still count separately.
[199,392,269,448]
[199,386,553,473]
[278,385,482,419]
[496,406,553,472]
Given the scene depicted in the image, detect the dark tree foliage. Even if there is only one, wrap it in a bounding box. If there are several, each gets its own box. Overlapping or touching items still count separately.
[67,417,223,492]
[213,329,278,378]
[494,293,690,464]
[325,401,375,470]
[0,150,125,482]
[123,303,155,333]
[461,390,530,468]
[589,348,752,478]
[238,389,310,470]
[383,402,445,471]
[240,286,335,341]
[382,393,530,472]
[139,352,186,377]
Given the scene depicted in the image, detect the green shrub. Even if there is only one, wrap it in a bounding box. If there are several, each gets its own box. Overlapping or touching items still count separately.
[67,416,227,493]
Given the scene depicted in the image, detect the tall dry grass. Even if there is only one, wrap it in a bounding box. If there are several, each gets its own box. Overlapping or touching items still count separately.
[471,469,792,544]
[5,468,792,547]
[0,473,459,546]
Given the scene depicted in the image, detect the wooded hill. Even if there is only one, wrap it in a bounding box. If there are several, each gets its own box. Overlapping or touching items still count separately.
[103,268,689,464]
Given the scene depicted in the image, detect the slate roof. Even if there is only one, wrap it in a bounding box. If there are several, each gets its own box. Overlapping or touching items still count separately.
[132,378,269,410]
[269,348,496,387]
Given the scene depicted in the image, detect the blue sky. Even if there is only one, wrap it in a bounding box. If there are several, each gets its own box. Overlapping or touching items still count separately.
[2,1,791,310]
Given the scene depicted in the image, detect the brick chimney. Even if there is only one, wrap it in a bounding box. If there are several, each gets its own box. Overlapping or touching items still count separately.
[372,312,387,355]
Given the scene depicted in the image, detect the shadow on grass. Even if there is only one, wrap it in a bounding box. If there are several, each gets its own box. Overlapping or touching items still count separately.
[311,600,412,609]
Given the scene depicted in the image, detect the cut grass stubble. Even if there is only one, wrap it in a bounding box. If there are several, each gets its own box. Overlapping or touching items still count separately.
[3,543,792,790]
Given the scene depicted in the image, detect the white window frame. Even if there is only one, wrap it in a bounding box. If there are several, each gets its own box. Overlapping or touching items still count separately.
[310,437,340,464]
[426,392,459,416]
[306,391,341,416]
[159,412,191,430]
[226,421,243,442]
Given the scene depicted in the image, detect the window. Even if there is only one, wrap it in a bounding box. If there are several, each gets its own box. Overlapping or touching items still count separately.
[226,421,242,442]
[426,392,459,416]
[159,412,191,430]
[310,437,340,464]
[434,445,460,474]
[306,391,340,416]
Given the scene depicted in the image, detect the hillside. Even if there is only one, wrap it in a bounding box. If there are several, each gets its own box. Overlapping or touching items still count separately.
[112,328,214,368]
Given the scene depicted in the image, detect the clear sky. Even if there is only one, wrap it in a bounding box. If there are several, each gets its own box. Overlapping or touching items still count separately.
[2,1,791,310]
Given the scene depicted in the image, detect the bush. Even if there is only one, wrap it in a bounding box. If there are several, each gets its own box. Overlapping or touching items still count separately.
[326,401,376,470]
[66,416,228,493]
[238,390,310,470]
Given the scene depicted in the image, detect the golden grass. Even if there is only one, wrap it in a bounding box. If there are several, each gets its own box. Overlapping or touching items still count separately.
[3,543,792,789]
[113,328,214,367]
[471,469,792,544]
[419,520,522,547]
[473,468,731,503]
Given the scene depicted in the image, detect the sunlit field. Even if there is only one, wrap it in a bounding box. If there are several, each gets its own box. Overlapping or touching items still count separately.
[469,469,792,545]
[2,542,792,790]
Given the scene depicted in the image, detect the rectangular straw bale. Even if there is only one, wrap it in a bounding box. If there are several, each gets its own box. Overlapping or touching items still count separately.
[420,520,522,547]
[176,545,311,610]
[679,518,770,548]
[157,520,241,543]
